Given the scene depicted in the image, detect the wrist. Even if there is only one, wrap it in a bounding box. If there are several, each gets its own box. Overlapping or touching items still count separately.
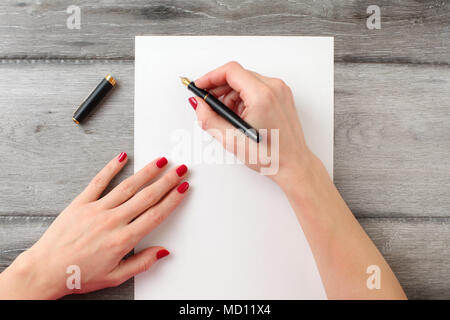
[0,248,68,299]
[275,150,335,207]
[275,151,347,238]
[274,149,321,191]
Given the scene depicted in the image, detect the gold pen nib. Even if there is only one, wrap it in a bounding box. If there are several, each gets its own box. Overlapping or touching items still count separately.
[180,76,191,86]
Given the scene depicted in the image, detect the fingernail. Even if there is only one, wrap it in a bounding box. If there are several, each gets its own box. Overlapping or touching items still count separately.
[177,181,189,194]
[156,157,168,168]
[156,249,170,260]
[176,164,188,177]
[188,97,197,110]
[118,152,127,162]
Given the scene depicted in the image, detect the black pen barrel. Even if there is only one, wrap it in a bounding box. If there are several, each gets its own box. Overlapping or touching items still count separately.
[204,94,259,142]
[187,82,260,143]
[187,82,209,99]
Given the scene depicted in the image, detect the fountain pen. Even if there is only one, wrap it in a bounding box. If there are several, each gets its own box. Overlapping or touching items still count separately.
[180,77,260,143]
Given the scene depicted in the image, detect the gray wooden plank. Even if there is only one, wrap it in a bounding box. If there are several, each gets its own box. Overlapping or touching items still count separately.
[0,0,449,64]
[335,62,450,217]
[0,60,135,217]
[360,217,450,300]
[0,215,448,299]
[0,60,448,217]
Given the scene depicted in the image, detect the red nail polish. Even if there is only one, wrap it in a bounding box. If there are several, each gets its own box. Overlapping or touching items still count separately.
[176,164,188,177]
[188,97,197,110]
[156,249,170,260]
[118,152,127,162]
[156,157,168,168]
[177,181,189,194]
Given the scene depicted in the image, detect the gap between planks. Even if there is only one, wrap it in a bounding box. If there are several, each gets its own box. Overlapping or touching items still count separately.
[0,57,450,67]
[0,215,448,222]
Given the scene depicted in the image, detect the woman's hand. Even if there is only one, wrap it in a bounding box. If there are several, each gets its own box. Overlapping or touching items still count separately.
[188,62,406,299]
[0,152,190,299]
[188,61,315,183]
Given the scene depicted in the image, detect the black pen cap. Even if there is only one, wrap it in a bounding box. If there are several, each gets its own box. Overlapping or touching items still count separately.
[72,74,116,124]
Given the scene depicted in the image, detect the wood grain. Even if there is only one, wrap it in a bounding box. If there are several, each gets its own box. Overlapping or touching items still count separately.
[1,216,448,299]
[360,217,450,300]
[0,60,448,217]
[335,62,450,217]
[0,0,449,298]
[0,0,448,64]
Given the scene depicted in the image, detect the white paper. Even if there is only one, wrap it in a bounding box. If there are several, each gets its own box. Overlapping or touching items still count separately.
[134,36,333,299]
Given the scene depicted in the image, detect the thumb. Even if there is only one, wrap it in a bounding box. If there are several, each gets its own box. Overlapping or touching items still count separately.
[108,246,170,286]
[189,96,235,147]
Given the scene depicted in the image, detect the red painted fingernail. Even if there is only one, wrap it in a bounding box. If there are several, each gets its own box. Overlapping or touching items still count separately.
[176,164,188,177]
[188,97,197,110]
[118,152,127,162]
[156,157,168,168]
[156,249,170,260]
[177,181,189,194]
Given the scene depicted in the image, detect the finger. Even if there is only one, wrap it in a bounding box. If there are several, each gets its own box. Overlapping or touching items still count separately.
[98,156,169,208]
[117,164,189,222]
[75,152,128,204]
[195,97,251,157]
[194,97,234,141]
[127,181,190,239]
[236,100,247,117]
[195,61,264,96]
[222,90,242,112]
[209,84,233,98]
[107,246,170,287]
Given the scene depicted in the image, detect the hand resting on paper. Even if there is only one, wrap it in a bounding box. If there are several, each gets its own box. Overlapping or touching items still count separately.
[0,153,189,299]
[188,61,407,300]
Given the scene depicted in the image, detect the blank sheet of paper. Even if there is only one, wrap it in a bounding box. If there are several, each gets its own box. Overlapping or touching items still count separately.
[134,36,333,299]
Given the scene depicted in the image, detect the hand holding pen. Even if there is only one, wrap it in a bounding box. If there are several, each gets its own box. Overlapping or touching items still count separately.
[181,76,260,143]
[183,61,310,184]
[182,61,406,299]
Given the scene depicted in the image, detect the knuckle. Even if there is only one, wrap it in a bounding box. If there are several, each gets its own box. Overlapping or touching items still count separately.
[144,189,157,205]
[111,231,135,250]
[119,231,134,245]
[272,78,286,90]
[119,179,135,198]
[103,161,116,175]
[108,237,121,250]
[150,209,165,225]
[198,116,211,130]
[143,163,155,175]
[226,61,241,69]
[257,86,275,103]
[91,175,108,189]
[195,110,208,128]
[143,208,164,225]
[163,172,178,186]
[103,213,120,229]
[137,258,153,274]
[284,84,293,96]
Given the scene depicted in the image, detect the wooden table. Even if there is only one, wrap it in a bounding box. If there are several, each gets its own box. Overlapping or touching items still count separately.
[0,1,448,300]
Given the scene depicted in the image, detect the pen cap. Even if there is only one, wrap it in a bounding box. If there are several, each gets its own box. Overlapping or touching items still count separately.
[73,75,116,124]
